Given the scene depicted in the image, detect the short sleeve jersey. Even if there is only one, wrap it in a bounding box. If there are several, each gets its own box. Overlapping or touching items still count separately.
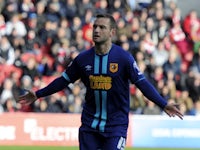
[62,44,145,137]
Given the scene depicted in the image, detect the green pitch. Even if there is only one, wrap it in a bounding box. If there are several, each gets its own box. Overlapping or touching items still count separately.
[0,146,199,150]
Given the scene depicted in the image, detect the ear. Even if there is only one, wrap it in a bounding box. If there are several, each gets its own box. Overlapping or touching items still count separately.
[110,28,116,37]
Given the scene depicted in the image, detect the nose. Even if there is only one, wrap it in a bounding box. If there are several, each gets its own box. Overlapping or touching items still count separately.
[94,26,100,32]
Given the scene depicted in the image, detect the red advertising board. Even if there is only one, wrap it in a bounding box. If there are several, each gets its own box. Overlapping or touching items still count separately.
[0,113,132,147]
[0,113,80,146]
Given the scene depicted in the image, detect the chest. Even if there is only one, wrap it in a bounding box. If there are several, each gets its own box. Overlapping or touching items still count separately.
[80,54,124,77]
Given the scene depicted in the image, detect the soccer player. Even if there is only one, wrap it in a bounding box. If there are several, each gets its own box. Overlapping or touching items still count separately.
[18,14,183,150]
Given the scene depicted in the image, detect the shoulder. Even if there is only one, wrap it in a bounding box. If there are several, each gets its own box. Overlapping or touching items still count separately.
[111,44,135,61]
[112,44,125,52]
[75,47,95,61]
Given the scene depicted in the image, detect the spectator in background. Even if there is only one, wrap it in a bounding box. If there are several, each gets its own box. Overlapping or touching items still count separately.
[74,29,87,52]
[25,29,41,52]
[61,0,78,22]
[129,31,140,56]
[188,12,200,54]
[185,68,200,103]
[163,44,181,77]
[160,84,171,101]
[169,19,193,66]
[142,31,156,55]
[35,0,47,33]
[70,16,83,40]
[38,20,58,54]
[0,78,15,105]
[20,75,33,91]
[165,70,177,99]
[2,0,18,22]
[152,40,169,67]
[58,18,72,41]
[44,94,63,113]
[95,0,108,14]
[116,18,132,42]
[177,90,195,115]
[53,39,71,70]
[124,9,134,24]
[145,17,158,45]
[3,97,17,112]
[157,19,169,39]
[150,66,164,86]
[183,10,200,41]
[67,83,85,108]
[111,10,121,24]
[130,17,141,34]
[45,0,61,24]
[164,0,177,25]
[6,13,27,37]
[143,99,162,115]
[0,0,5,13]
[0,60,22,87]
[191,47,200,73]
[0,14,6,37]
[139,8,148,34]
[108,0,126,16]
[0,35,15,65]
[171,7,182,26]
[77,0,94,18]
[162,35,172,51]
[69,95,83,113]
[82,9,94,49]
[37,55,55,76]
[21,56,40,81]
[18,0,35,20]
[153,1,166,28]
[34,99,48,112]
[25,13,38,32]
[130,88,146,114]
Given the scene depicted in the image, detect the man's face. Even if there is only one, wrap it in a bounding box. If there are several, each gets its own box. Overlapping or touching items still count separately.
[92,18,112,44]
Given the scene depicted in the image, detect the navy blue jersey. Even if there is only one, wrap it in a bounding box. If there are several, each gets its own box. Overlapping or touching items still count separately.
[62,44,145,137]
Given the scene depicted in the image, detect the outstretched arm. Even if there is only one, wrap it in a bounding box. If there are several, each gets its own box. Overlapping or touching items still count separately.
[135,78,183,120]
[18,76,69,105]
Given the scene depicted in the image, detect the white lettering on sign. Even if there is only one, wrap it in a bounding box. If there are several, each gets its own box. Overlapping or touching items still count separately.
[152,128,200,138]
[24,119,78,141]
[152,128,171,137]
[172,128,200,138]
[0,126,16,140]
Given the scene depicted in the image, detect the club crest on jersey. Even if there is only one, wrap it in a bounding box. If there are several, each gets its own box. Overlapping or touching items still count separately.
[109,63,118,73]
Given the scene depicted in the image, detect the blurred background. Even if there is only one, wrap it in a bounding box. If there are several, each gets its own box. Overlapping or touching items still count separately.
[0,0,199,149]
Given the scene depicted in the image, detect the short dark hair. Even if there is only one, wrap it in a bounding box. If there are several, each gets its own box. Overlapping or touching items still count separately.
[95,13,117,29]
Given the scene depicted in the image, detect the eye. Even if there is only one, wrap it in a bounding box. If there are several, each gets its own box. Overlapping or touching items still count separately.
[93,25,97,29]
[93,24,107,30]
[100,25,106,29]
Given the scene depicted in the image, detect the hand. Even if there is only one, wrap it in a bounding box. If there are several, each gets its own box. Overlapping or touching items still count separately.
[17,89,37,105]
[164,103,183,120]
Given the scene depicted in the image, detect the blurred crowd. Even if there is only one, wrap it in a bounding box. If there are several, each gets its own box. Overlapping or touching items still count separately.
[0,0,199,116]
